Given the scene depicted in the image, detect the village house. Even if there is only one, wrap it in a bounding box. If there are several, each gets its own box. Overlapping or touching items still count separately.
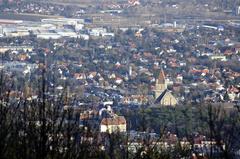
[100,116,127,134]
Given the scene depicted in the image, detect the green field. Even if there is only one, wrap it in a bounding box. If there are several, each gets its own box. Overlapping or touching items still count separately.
[0,13,63,21]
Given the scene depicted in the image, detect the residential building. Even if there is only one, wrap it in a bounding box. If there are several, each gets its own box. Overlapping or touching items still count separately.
[100,116,127,133]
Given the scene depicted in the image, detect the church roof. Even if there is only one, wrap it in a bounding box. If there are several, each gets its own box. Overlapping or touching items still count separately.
[154,89,168,104]
[158,69,166,83]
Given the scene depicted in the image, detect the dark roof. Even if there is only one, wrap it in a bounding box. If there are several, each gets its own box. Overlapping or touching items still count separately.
[154,89,168,104]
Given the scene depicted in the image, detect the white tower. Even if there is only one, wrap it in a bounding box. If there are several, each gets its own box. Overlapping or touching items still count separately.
[129,65,132,77]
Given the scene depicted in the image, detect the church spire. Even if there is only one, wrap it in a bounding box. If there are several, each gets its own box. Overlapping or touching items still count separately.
[158,68,165,84]
[154,68,178,106]
[155,68,167,99]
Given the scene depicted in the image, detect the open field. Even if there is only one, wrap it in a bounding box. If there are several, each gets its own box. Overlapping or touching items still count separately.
[25,0,123,7]
[0,13,63,21]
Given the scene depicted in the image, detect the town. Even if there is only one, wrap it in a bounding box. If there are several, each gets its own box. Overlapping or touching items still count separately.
[0,0,240,159]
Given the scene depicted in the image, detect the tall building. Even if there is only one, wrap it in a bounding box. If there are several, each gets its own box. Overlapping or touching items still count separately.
[155,69,167,99]
[237,6,240,15]
[154,69,177,106]
[129,65,132,77]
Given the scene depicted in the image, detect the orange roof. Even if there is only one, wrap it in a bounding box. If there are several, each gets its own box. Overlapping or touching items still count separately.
[224,50,233,55]
[18,54,27,61]
[143,52,153,57]
[170,62,178,68]
[101,116,126,125]
[190,68,209,74]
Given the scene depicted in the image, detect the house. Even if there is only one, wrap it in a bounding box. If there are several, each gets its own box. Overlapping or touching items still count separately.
[89,28,107,37]
[128,0,140,6]
[100,116,127,134]
[74,73,86,80]
[154,69,178,106]
[0,46,33,53]
[210,55,227,61]
[122,95,149,105]
[115,77,123,84]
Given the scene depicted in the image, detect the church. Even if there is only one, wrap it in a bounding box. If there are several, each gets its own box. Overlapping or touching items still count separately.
[154,69,178,106]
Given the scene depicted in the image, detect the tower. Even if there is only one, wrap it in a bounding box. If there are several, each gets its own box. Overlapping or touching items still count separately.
[129,65,132,77]
[155,69,167,99]
[237,6,240,15]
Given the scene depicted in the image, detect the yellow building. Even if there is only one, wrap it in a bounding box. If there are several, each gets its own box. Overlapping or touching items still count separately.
[154,69,177,106]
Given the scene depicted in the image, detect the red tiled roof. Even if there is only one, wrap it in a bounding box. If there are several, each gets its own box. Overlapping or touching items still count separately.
[101,116,126,125]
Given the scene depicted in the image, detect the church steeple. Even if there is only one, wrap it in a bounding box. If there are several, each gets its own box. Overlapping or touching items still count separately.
[153,69,178,106]
[158,68,166,84]
[155,69,167,99]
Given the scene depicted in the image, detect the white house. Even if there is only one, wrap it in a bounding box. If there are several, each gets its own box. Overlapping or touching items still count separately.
[100,116,127,134]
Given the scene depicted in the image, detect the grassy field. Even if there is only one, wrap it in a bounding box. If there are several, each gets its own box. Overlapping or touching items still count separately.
[27,0,125,6]
[0,13,63,21]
